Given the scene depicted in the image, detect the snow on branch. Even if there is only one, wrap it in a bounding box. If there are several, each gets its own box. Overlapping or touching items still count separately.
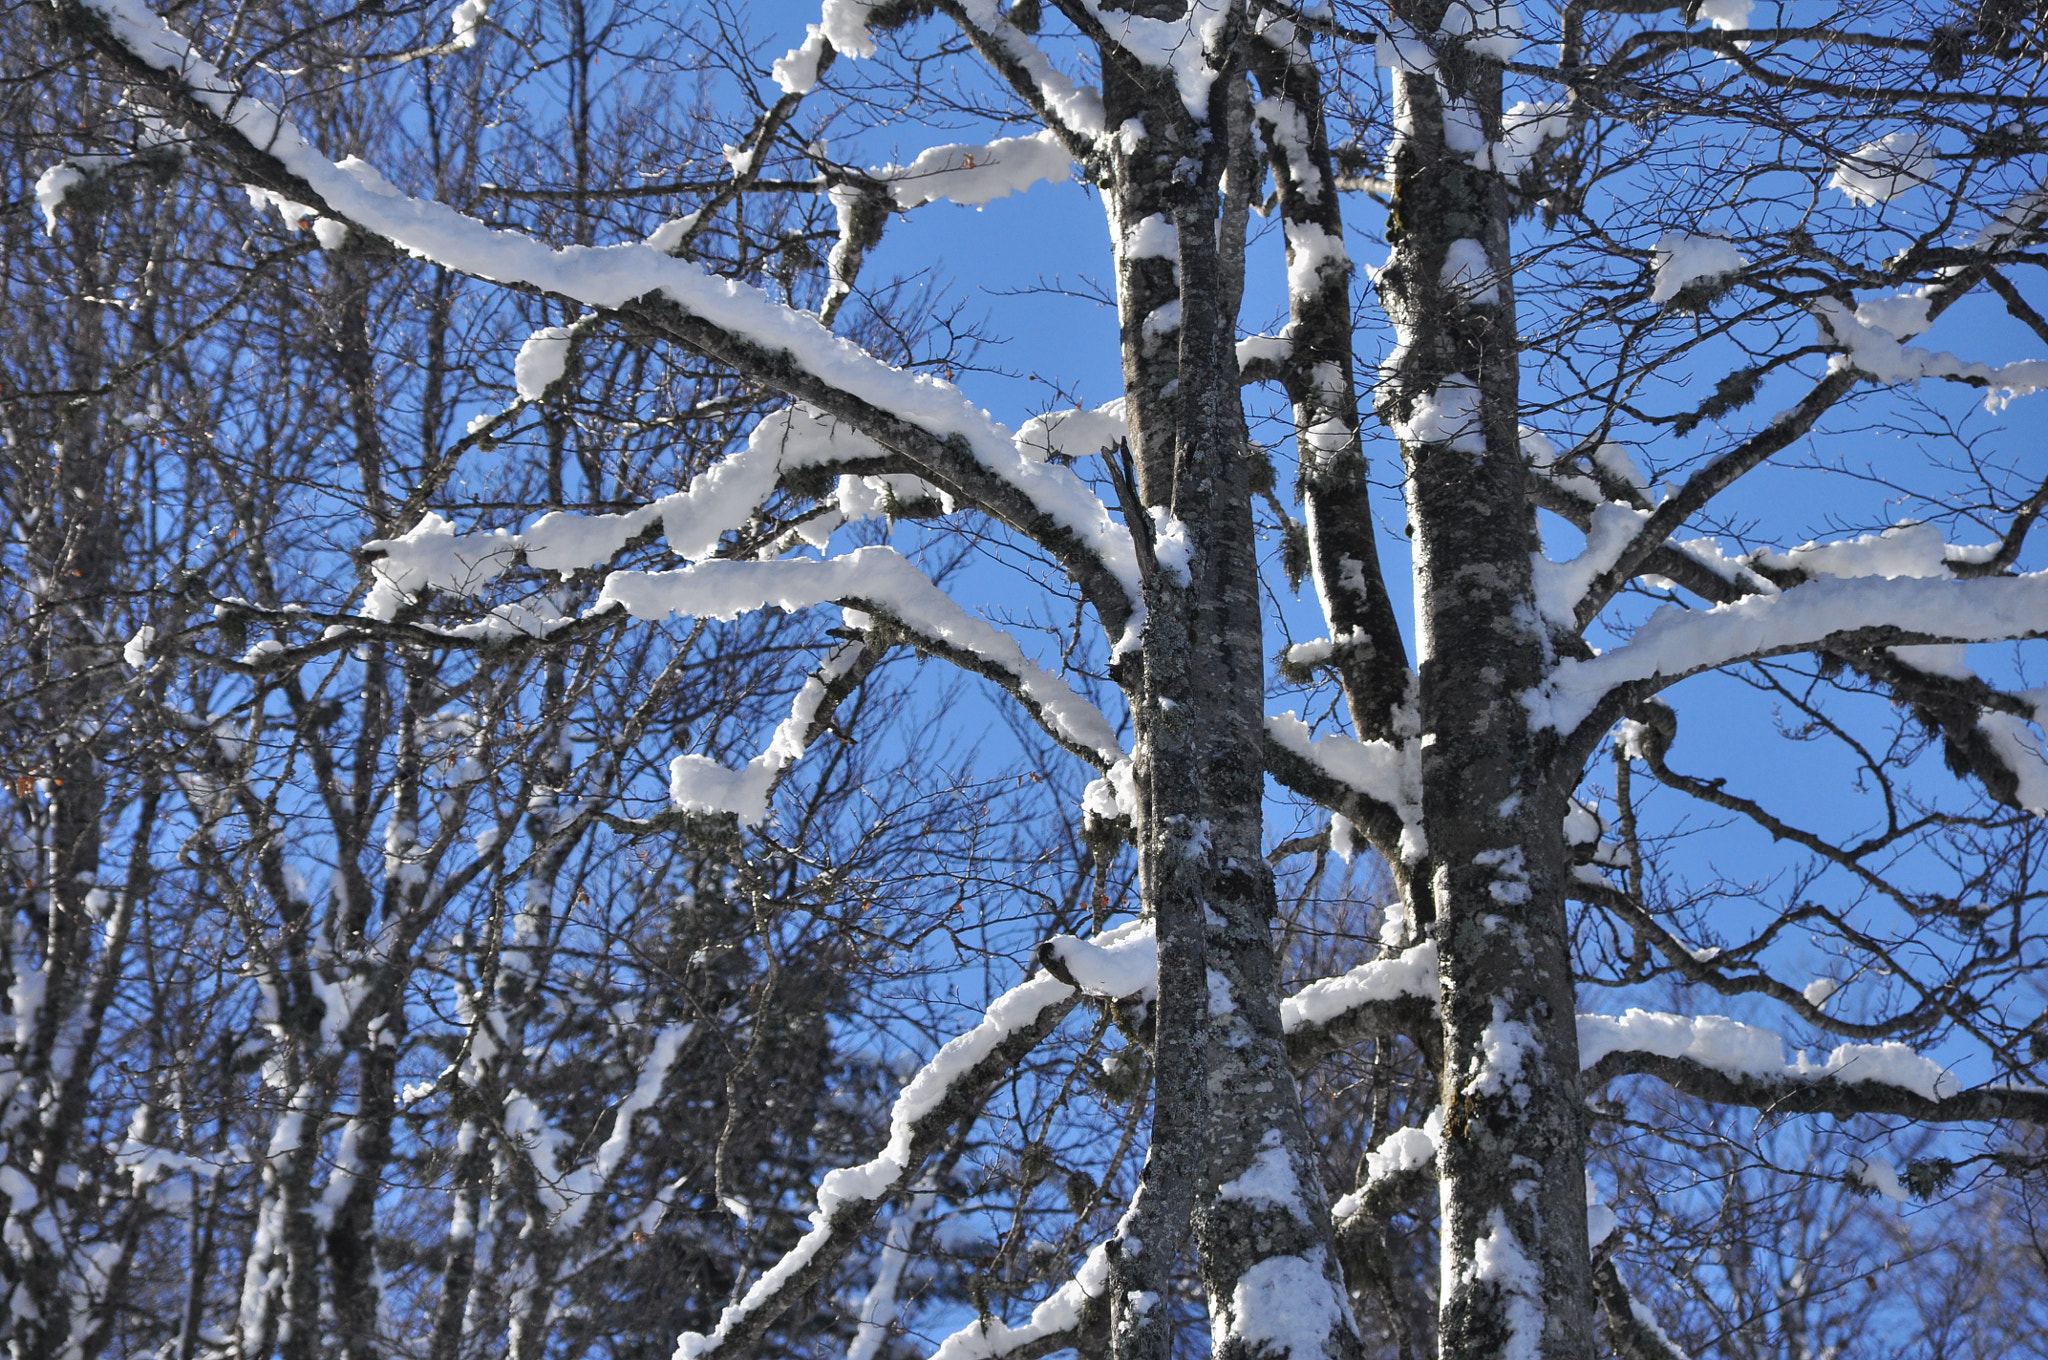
[503,1023,695,1231]
[668,638,875,824]
[873,132,1072,210]
[1527,571,2048,743]
[1264,713,1423,860]
[1814,295,2048,407]
[1593,1257,1692,1360]
[882,5,1098,160]
[925,1242,1114,1360]
[1069,0,1232,119]
[1578,1009,1957,1100]
[600,546,1123,769]
[361,405,893,616]
[66,0,1142,628]
[672,962,1086,1360]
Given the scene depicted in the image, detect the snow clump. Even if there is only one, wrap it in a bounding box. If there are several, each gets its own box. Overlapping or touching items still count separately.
[1650,231,1747,304]
[1830,132,1934,207]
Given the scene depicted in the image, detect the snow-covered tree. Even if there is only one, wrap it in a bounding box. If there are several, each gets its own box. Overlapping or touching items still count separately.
[33,0,2048,1358]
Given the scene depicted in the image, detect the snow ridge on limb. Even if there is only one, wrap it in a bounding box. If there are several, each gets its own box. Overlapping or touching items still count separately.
[1528,571,2048,746]
[671,966,1084,1360]
[1281,939,1441,1067]
[362,406,896,611]
[598,547,1123,768]
[1577,1009,1957,1099]
[873,131,1073,209]
[65,0,1142,628]
[668,637,875,825]
[925,1242,1114,1360]
[1570,182,2048,633]
[505,1023,695,1230]
[932,1,1107,153]
[1581,1008,2048,1124]
[1592,1257,1691,1360]
[1263,713,1424,861]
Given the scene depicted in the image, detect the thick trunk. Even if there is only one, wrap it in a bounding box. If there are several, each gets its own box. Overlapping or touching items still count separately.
[1375,8,1594,1358]
[1102,13,1363,1360]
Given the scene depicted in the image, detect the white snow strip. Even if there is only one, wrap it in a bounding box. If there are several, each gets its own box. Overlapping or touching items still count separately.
[676,952,1090,1360]
[513,325,573,400]
[1039,919,1156,1000]
[602,547,1122,763]
[1812,297,2048,408]
[874,131,1072,210]
[668,641,867,824]
[1280,939,1440,1031]
[1221,1248,1354,1359]
[927,1242,1114,1360]
[1829,132,1933,208]
[1265,713,1425,859]
[1527,572,2048,735]
[1649,231,1746,304]
[1577,1009,1959,1100]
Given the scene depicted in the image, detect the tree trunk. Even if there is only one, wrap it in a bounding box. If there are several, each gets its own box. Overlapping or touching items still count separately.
[1376,8,1595,1358]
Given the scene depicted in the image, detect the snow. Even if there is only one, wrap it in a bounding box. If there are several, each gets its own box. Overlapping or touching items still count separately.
[1279,939,1439,1032]
[668,640,866,824]
[1812,296,2048,407]
[1441,238,1498,304]
[1013,402,1126,463]
[1577,1009,1959,1100]
[1830,132,1933,207]
[1148,508,1192,584]
[549,1023,693,1229]
[1083,0,1235,118]
[1468,1211,1544,1360]
[1802,977,1841,1007]
[1392,373,1484,453]
[1527,571,2048,736]
[513,326,573,400]
[772,26,832,94]
[1464,999,1539,1107]
[847,1189,936,1360]
[1040,919,1156,1000]
[1439,0,1522,61]
[1284,220,1349,302]
[1216,1141,1307,1222]
[1329,811,1358,865]
[1333,1112,1440,1225]
[1264,713,1424,859]
[676,963,1079,1360]
[926,1242,1113,1360]
[1476,101,1570,176]
[1585,1176,1616,1249]
[1223,1249,1353,1359]
[874,132,1072,210]
[1694,0,1752,28]
[1081,758,1139,825]
[1237,332,1293,369]
[359,512,522,619]
[1848,1155,1909,1202]
[1256,96,1325,203]
[1978,711,2048,813]
[1122,212,1178,261]
[601,548,1122,762]
[34,163,86,234]
[448,0,487,47]
[73,0,1141,615]
[122,626,155,670]
[1649,232,1747,304]
[1533,501,1651,628]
